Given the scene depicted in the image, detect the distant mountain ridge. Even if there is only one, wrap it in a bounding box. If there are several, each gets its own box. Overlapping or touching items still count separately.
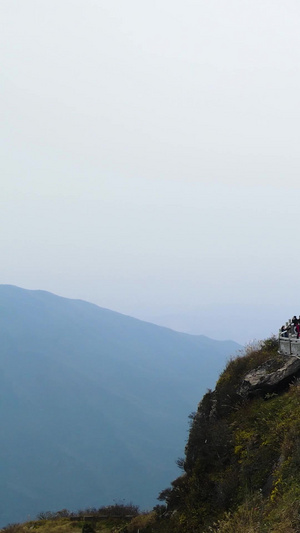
[0,285,241,526]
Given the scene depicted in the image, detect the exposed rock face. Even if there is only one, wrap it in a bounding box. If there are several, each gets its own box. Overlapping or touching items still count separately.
[240,355,300,397]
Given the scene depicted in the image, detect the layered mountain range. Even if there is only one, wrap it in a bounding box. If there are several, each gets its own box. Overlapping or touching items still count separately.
[0,285,240,526]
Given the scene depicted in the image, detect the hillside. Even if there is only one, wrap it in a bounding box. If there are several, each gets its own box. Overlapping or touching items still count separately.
[0,285,240,527]
[152,336,300,532]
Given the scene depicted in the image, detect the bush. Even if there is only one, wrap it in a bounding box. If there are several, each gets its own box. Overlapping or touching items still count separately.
[2,525,26,533]
[36,512,57,521]
[76,502,139,518]
[127,512,156,532]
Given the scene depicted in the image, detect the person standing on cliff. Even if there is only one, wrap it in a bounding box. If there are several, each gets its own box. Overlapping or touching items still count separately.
[292,316,298,334]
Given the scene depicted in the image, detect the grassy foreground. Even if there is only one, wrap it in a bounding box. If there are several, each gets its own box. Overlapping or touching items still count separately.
[0,505,162,533]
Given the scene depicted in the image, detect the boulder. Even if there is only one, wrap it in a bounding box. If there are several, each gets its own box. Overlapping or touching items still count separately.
[240,356,300,397]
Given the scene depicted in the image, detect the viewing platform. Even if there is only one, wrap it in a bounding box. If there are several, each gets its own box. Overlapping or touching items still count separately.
[279,318,300,357]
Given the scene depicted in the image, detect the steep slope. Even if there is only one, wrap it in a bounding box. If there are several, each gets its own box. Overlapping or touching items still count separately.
[156,337,300,532]
[0,285,240,527]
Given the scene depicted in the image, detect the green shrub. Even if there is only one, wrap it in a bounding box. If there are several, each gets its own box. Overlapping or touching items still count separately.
[127,512,156,532]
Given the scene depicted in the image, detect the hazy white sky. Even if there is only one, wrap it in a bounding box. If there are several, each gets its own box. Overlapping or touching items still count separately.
[1,0,300,343]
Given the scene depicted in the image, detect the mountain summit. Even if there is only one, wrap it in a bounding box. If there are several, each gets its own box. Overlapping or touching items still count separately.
[0,285,240,526]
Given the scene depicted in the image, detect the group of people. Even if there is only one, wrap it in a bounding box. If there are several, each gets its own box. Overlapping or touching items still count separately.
[280,316,300,338]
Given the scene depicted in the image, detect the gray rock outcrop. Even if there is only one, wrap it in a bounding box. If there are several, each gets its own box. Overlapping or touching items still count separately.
[240,355,300,397]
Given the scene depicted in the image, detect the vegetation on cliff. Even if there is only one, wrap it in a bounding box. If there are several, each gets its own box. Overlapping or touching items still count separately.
[155,337,300,532]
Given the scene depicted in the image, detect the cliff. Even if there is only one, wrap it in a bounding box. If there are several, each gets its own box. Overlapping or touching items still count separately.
[156,337,300,532]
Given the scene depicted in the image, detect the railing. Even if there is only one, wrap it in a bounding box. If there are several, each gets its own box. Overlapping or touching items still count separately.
[279,334,300,357]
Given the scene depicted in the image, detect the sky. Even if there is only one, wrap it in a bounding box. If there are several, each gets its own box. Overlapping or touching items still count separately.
[1,0,300,344]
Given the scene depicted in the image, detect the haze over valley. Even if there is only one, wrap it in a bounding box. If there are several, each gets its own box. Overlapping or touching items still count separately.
[0,285,240,526]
